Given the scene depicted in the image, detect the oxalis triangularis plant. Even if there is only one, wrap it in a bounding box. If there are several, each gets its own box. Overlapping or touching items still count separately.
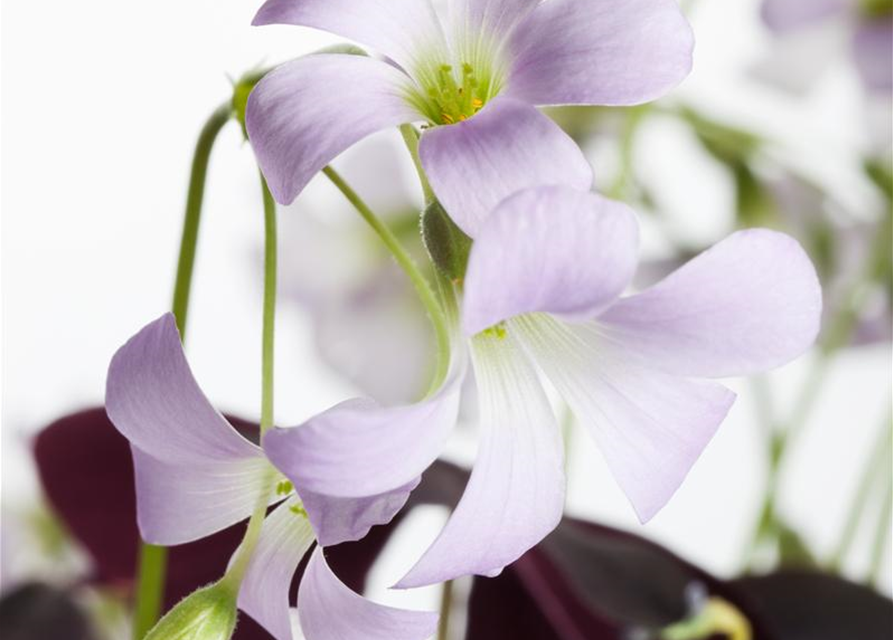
[102,1,826,639]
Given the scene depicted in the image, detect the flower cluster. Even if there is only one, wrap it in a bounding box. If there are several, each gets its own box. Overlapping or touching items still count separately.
[104,1,824,639]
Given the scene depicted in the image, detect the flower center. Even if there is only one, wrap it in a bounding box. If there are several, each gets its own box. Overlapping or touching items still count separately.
[408,61,500,127]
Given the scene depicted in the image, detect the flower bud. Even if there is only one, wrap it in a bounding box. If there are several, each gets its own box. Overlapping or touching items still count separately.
[421,199,472,282]
[144,581,237,640]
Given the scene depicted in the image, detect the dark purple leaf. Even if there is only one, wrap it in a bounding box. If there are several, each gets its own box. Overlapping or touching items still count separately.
[732,570,893,640]
[33,407,272,639]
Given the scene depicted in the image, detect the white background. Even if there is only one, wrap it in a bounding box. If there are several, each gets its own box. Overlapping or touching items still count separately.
[2,0,891,627]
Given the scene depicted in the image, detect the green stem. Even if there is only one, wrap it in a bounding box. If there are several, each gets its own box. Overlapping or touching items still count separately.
[322,166,451,395]
[436,580,453,640]
[223,175,279,590]
[132,103,232,640]
[831,410,892,569]
[132,545,167,640]
[399,124,434,205]
[260,175,277,435]
[868,473,892,586]
[170,102,234,337]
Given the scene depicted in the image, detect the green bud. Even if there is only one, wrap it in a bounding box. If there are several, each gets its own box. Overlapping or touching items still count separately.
[421,199,472,282]
[144,581,237,640]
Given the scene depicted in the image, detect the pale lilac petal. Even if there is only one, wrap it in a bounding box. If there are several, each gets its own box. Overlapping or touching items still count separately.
[853,19,893,93]
[505,0,694,106]
[761,0,851,32]
[397,331,564,588]
[462,186,639,336]
[419,98,592,236]
[597,230,822,378]
[299,547,438,640]
[252,0,447,74]
[452,0,538,52]
[263,355,465,544]
[238,497,315,640]
[105,313,275,543]
[105,313,261,463]
[246,54,417,204]
[514,315,735,523]
[298,477,421,547]
[132,447,275,545]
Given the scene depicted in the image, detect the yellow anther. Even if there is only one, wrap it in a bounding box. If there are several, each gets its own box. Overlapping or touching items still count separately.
[441,113,455,124]
[472,98,484,109]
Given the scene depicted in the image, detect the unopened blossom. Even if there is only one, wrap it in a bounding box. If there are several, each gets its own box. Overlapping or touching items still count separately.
[105,314,439,640]
[246,0,693,234]
[264,185,822,588]
[760,0,892,93]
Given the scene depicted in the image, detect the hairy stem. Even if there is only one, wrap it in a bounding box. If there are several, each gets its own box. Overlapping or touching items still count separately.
[322,165,451,395]
[399,124,435,204]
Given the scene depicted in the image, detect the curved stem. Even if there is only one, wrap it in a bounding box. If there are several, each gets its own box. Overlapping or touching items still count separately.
[322,166,451,395]
[171,102,234,337]
[132,103,232,640]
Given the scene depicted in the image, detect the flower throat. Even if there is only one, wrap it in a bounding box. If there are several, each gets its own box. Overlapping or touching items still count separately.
[410,60,500,127]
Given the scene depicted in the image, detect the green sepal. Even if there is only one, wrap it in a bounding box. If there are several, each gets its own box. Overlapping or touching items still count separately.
[144,581,238,640]
[421,199,473,282]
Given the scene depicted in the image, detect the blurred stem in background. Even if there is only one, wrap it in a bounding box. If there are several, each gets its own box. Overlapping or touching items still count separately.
[437,580,454,640]
[830,410,892,571]
[132,102,234,639]
[745,172,893,575]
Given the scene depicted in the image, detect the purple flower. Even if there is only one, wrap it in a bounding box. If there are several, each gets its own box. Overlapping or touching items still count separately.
[264,185,822,588]
[245,0,694,233]
[760,0,892,93]
[104,314,438,640]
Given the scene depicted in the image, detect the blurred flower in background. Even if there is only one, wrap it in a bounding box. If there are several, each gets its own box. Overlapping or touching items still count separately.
[759,0,892,94]
[276,133,434,405]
